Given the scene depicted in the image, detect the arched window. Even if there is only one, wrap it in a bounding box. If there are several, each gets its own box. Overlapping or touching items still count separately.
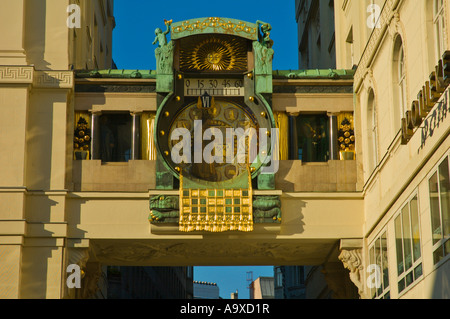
[367,89,378,174]
[393,36,406,132]
[434,0,446,60]
[398,45,407,118]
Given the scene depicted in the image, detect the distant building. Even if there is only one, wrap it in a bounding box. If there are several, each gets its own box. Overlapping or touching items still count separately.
[193,281,220,299]
[295,0,336,69]
[107,266,193,299]
[249,277,274,299]
[274,266,306,299]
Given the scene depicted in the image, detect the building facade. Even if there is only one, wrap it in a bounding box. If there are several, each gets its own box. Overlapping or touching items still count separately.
[334,0,450,298]
[249,277,275,299]
[274,266,306,299]
[193,281,220,299]
[296,0,337,69]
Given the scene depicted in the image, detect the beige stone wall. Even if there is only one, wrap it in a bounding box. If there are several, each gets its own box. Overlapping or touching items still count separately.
[0,0,114,299]
[335,0,450,298]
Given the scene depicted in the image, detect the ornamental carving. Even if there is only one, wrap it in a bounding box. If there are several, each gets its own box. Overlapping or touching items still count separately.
[253,195,282,223]
[354,0,401,92]
[172,17,257,40]
[91,241,317,265]
[338,248,365,297]
[149,195,180,223]
[180,35,248,72]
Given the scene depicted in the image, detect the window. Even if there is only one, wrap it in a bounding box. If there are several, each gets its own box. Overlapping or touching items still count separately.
[434,0,446,60]
[395,194,423,294]
[367,89,378,173]
[429,155,450,265]
[369,231,390,299]
[346,27,354,68]
[393,36,406,131]
[99,113,132,162]
[274,267,283,288]
[291,266,305,286]
[296,114,329,162]
[398,46,407,118]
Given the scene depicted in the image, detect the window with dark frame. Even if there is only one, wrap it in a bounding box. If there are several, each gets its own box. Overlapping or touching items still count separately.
[99,113,133,163]
[296,114,330,163]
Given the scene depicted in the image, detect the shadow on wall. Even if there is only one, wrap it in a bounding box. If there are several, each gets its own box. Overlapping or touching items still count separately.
[431,260,450,299]
[275,160,357,192]
[24,0,51,70]
[280,199,306,236]
[22,197,60,298]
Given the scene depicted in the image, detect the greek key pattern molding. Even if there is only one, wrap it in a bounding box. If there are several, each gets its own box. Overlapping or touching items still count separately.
[34,71,74,89]
[0,66,33,84]
[0,67,74,89]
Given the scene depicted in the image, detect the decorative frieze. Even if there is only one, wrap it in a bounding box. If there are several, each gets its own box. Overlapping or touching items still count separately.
[0,66,33,84]
[0,67,74,89]
[34,71,74,89]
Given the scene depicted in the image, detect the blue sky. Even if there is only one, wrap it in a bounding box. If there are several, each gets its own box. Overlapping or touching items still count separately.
[194,266,275,299]
[112,0,299,71]
[112,0,298,299]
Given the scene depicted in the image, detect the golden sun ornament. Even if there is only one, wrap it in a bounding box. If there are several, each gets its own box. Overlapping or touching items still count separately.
[180,36,247,72]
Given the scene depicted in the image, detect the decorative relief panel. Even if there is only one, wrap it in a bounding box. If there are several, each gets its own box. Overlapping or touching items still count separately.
[172,17,257,41]
[179,35,248,72]
[354,0,401,92]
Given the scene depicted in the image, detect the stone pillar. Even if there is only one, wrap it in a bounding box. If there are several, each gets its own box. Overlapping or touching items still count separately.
[0,0,27,65]
[131,112,142,160]
[21,71,73,299]
[338,239,368,299]
[0,66,33,299]
[90,111,101,160]
[288,114,298,160]
[328,113,339,160]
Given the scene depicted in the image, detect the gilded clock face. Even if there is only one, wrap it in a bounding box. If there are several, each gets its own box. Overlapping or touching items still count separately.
[166,99,259,183]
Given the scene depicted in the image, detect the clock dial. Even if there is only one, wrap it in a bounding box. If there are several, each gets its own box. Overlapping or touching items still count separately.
[167,99,259,183]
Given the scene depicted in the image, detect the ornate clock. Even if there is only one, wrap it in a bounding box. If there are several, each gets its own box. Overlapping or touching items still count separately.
[151,18,279,232]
